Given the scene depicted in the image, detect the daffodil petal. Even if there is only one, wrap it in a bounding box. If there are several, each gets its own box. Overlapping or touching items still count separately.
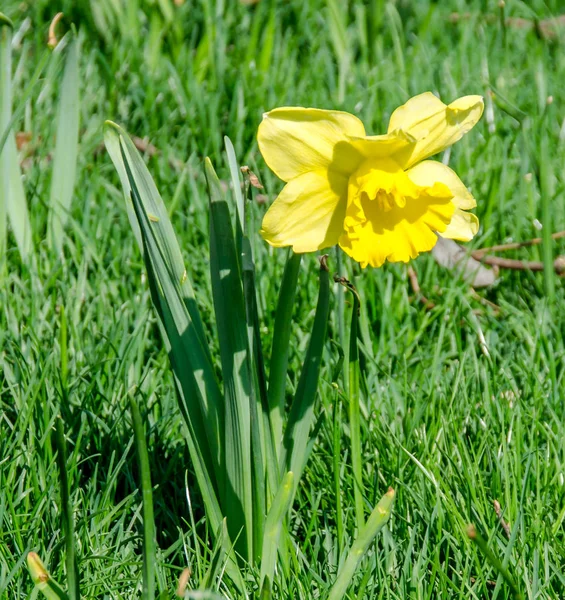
[439,209,479,241]
[258,107,366,182]
[347,129,416,160]
[339,189,454,268]
[261,170,347,253]
[406,160,477,209]
[388,92,484,168]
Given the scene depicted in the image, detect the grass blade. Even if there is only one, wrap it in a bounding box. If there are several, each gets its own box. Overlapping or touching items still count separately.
[280,258,330,486]
[327,488,395,600]
[467,524,523,599]
[224,136,244,232]
[48,31,80,256]
[347,289,364,530]
[539,131,555,301]
[205,157,253,561]
[0,13,13,259]
[130,397,156,600]
[27,553,69,600]
[259,471,294,590]
[268,250,301,455]
[200,520,228,590]
[54,418,79,600]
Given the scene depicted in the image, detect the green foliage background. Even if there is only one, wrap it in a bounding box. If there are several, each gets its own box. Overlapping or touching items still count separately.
[1,0,564,597]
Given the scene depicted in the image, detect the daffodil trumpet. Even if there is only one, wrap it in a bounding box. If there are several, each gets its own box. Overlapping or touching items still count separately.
[258,93,484,268]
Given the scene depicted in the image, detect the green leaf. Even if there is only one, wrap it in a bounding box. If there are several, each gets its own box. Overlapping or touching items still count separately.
[347,289,364,530]
[104,123,225,537]
[268,251,301,454]
[259,577,272,600]
[327,488,395,600]
[224,136,278,557]
[280,259,331,485]
[223,136,244,232]
[130,397,157,600]
[48,32,80,256]
[259,472,294,589]
[104,121,210,353]
[205,157,253,561]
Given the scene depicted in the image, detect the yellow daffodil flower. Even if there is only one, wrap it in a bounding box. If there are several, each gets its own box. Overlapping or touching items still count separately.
[258,93,484,268]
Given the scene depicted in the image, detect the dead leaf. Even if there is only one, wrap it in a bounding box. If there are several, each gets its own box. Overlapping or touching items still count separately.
[432,238,497,288]
[241,165,264,189]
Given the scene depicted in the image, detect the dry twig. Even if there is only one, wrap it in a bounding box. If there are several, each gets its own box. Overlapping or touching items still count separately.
[472,230,565,258]
[494,499,511,539]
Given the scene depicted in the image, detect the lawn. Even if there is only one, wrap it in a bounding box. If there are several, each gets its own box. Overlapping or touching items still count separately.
[1,1,564,598]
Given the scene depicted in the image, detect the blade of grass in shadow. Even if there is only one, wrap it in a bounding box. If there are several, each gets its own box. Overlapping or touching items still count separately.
[54,418,80,600]
[48,31,80,256]
[280,257,330,487]
[327,488,395,600]
[268,250,301,458]
[130,397,156,600]
[205,157,253,562]
[27,553,69,600]
[259,471,294,590]
[0,13,13,259]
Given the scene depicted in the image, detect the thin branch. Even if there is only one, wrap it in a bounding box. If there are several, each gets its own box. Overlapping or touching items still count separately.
[473,254,565,274]
[472,230,565,258]
[407,266,435,309]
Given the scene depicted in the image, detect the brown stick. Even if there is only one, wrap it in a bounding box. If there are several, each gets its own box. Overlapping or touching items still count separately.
[473,254,565,274]
[407,266,435,309]
[494,499,511,540]
[472,230,565,258]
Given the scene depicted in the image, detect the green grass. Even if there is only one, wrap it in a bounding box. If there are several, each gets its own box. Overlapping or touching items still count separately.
[1,0,565,597]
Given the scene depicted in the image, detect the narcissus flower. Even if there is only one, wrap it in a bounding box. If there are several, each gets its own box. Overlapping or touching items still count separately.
[258,93,483,268]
